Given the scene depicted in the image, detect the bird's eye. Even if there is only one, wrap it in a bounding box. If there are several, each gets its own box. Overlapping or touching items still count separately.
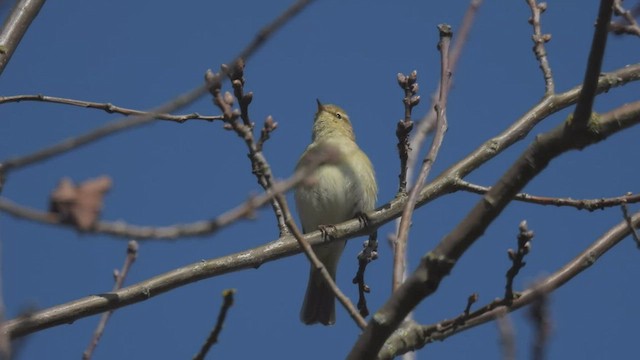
[335,112,342,119]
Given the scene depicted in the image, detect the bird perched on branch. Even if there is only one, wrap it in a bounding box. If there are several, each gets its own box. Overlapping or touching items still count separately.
[295,100,377,325]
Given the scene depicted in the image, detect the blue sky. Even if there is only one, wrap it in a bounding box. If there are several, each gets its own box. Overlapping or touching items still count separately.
[1,1,639,359]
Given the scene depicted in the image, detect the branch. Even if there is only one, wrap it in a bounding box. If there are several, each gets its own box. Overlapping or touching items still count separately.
[405,0,482,186]
[352,231,378,318]
[610,0,640,36]
[395,70,419,194]
[377,211,640,359]
[0,0,46,76]
[456,180,640,211]
[0,95,224,122]
[526,0,555,95]
[393,24,452,291]
[192,289,236,360]
[571,0,614,129]
[82,241,138,360]
[504,221,534,302]
[209,61,289,236]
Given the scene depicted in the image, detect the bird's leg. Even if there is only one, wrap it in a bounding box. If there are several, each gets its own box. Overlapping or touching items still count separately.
[317,224,338,243]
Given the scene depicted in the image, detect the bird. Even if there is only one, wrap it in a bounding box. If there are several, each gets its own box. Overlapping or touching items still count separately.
[295,100,377,325]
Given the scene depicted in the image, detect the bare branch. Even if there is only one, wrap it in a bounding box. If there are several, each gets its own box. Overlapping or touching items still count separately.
[406,0,482,187]
[83,241,139,360]
[526,0,555,95]
[505,221,534,302]
[395,70,419,194]
[456,180,640,210]
[0,95,223,122]
[0,84,207,173]
[571,0,614,130]
[610,0,640,36]
[193,289,236,360]
[209,61,289,236]
[352,231,378,318]
[0,0,46,76]
[392,24,452,291]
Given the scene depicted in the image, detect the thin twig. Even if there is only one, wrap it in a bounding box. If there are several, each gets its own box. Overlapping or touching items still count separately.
[0,150,331,239]
[405,0,482,184]
[0,95,223,122]
[392,24,452,291]
[456,180,640,210]
[395,70,419,194]
[0,0,317,175]
[0,0,46,76]
[193,289,236,360]
[209,61,289,236]
[83,241,139,360]
[610,0,640,36]
[505,221,534,302]
[0,85,207,173]
[526,0,555,95]
[463,293,478,317]
[352,231,378,318]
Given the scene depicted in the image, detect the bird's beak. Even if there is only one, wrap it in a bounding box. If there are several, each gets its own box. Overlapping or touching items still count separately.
[316,98,323,112]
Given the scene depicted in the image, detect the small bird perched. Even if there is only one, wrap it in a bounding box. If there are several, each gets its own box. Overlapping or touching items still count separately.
[295,100,377,325]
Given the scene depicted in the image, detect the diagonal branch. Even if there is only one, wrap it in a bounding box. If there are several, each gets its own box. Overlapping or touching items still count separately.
[82,241,139,360]
[192,289,236,360]
[571,0,614,130]
[0,0,46,76]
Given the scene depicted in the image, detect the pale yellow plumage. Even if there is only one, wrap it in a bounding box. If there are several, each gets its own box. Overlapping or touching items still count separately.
[295,100,377,325]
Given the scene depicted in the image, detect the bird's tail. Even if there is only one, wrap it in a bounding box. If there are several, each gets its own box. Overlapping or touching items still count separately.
[300,266,336,325]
